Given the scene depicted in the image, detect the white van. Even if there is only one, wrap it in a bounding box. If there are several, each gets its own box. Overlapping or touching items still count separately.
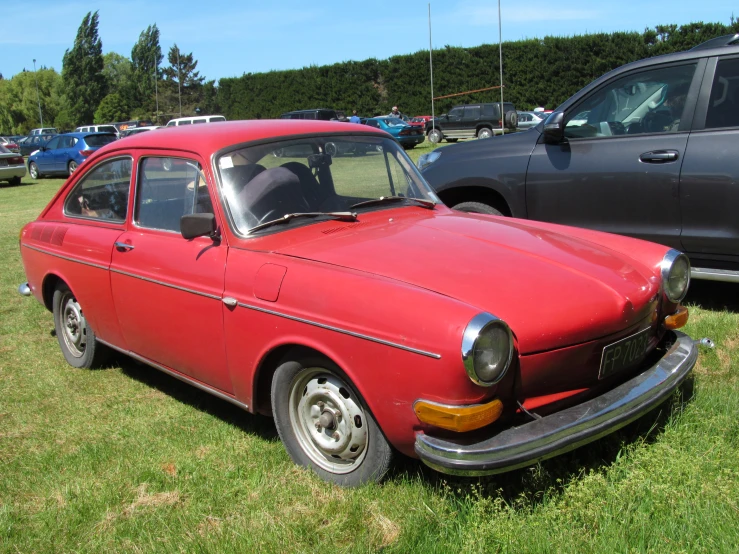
[75,124,120,138]
[165,115,226,127]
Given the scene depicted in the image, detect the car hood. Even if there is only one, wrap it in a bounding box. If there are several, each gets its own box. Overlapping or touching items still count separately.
[275,211,660,354]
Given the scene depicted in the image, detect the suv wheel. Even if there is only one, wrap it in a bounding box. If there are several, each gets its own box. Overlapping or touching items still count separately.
[427,129,443,144]
[452,201,503,216]
[477,128,493,139]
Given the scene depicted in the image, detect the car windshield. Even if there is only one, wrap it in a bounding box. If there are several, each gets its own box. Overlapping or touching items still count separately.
[217,135,439,235]
[83,134,117,147]
[382,118,406,127]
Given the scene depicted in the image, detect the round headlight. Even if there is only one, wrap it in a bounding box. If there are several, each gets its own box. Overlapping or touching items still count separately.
[661,250,690,303]
[462,313,514,386]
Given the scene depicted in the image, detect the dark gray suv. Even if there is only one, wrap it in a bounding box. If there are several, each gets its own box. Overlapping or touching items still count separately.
[420,34,739,282]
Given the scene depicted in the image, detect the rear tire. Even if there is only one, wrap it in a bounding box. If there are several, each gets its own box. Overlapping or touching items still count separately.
[29,162,39,180]
[452,201,503,216]
[271,355,393,486]
[477,127,493,139]
[68,160,78,176]
[53,283,109,369]
[446,138,459,143]
[9,176,21,186]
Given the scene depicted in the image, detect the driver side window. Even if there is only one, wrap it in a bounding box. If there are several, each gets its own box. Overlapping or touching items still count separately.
[564,63,697,139]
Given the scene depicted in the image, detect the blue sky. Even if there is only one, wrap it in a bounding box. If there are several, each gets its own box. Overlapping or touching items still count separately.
[1,0,736,81]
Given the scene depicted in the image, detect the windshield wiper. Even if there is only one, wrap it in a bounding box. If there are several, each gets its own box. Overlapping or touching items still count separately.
[247,211,358,234]
[349,196,436,210]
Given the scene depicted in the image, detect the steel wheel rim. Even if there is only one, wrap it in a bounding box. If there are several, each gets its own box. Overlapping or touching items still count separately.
[288,368,368,474]
[60,292,86,357]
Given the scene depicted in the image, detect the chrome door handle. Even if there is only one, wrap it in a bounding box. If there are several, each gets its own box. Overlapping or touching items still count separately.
[114,242,135,251]
[639,150,679,163]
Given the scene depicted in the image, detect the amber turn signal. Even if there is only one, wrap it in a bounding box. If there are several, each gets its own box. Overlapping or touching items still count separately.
[664,305,689,330]
[414,398,504,432]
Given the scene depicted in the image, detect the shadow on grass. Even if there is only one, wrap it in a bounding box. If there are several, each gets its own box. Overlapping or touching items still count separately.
[684,279,739,313]
[386,378,695,507]
[112,351,280,442]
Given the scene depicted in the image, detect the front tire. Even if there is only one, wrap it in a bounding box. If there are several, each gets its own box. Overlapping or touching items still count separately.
[29,162,39,180]
[427,129,443,144]
[271,356,393,486]
[452,201,503,216]
[53,283,108,368]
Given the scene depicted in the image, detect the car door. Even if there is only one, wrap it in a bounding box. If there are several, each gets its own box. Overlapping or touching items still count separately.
[36,136,60,173]
[53,136,77,172]
[463,105,481,134]
[679,55,739,262]
[526,61,704,249]
[109,154,232,392]
[445,107,464,131]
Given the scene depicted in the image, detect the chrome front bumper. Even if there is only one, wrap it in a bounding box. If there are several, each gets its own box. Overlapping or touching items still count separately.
[415,331,697,476]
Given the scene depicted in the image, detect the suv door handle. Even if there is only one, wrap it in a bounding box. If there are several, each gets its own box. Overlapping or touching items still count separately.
[639,150,679,163]
[114,241,135,251]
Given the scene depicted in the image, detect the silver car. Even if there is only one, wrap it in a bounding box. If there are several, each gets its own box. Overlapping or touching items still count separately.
[516,111,545,130]
[0,144,26,186]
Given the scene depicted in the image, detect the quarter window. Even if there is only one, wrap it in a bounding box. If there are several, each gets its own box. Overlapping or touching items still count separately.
[705,58,739,129]
[64,157,132,222]
[135,157,213,232]
[565,63,697,138]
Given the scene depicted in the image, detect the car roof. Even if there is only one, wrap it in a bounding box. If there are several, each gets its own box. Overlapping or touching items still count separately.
[97,120,384,155]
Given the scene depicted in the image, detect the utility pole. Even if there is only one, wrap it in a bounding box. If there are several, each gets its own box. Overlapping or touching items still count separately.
[498,0,504,135]
[428,3,435,134]
[32,59,43,127]
[177,47,182,118]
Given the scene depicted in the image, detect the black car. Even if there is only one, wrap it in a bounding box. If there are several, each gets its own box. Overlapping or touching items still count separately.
[420,34,739,282]
[425,102,518,144]
[280,109,347,121]
[19,134,57,157]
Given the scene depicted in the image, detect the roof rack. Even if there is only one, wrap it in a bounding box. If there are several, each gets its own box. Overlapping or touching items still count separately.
[690,34,739,51]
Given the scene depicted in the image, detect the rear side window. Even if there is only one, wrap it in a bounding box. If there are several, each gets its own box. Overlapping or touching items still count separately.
[464,106,481,120]
[705,58,739,129]
[179,120,192,125]
[210,116,226,122]
[482,104,500,117]
[84,134,117,147]
[61,136,78,148]
[98,126,118,134]
[135,158,213,232]
[64,157,132,222]
[193,119,206,124]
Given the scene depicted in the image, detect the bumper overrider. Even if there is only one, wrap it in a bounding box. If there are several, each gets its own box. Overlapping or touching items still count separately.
[415,331,697,476]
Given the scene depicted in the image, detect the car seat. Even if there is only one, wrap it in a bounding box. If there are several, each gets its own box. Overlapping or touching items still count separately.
[237,167,310,230]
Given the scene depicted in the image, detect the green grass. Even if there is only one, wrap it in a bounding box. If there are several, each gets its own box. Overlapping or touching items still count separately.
[1,171,739,553]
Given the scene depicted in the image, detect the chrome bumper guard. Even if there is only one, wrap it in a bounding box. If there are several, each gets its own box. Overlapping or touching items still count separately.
[18,282,31,296]
[415,331,697,476]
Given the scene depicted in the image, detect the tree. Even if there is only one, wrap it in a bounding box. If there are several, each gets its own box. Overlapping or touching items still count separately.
[161,44,205,116]
[94,93,129,123]
[130,24,162,118]
[102,52,133,100]
[0,68,64,134]
[61,11,106,126]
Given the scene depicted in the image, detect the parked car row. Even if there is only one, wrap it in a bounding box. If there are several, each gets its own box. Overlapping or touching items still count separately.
[0,144,26,185]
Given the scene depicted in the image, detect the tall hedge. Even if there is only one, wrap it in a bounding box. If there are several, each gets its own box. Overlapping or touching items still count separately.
[217,20,739,119]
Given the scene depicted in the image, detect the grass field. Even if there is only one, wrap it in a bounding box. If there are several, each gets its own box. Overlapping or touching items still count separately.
[1,153,739,553]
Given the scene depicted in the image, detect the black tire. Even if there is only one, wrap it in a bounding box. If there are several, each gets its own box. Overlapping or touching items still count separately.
[427,129,443,144]
[52,283,109,369]
[477,127,494,139]
[446,138,459,143]
[271,355,393,486]
[29,162,39,180]
[9,176,21,186]
[452,201,504,216]
[68,160,78,176]
[504,110,518,129]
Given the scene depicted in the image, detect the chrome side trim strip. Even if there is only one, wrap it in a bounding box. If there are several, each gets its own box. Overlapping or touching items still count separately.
[237,301,442,359]
[691,267,739,283]
[23,243,108,270]
[110,268,222,300]
[97,338,249,411]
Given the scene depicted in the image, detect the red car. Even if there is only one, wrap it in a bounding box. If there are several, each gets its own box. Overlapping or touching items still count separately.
[18,120,697,486]
[409,115,433,128]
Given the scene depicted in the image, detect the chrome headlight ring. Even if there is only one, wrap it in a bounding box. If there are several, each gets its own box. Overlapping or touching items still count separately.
[660,249,691,303]
[461,313,514,387]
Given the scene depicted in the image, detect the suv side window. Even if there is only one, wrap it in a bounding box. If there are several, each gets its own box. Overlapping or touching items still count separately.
[481,104,498,118]
[64,157,132,221]
[136,158,213,233]
[705,57,739,129]
[565,63,697,139]
[448,107,464,119]
[464,106,481,120]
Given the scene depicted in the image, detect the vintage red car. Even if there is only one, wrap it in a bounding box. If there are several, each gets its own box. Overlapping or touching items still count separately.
[18,120,697,486]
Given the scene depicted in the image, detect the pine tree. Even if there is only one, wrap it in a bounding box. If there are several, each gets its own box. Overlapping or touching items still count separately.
[162,45,205,116]
[61,11,106,126]
[130,24,163,118]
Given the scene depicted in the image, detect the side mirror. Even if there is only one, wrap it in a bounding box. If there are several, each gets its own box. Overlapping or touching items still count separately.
[542,111,565,145]
[181,213,218,240]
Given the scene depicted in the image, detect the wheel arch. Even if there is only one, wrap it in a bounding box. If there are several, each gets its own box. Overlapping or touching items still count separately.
[436,184,513,216]
[41,272,65,311]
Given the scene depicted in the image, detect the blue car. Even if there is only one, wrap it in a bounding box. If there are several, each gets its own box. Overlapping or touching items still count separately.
[28,132,117,178]
[362,117,425,149]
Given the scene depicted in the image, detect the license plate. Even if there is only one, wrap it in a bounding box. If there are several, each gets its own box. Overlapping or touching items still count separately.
[599,328,651,379]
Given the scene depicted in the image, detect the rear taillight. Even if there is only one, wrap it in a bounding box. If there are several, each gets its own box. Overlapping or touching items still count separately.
[399,129,410,135]
[79,150,95,157]
[9,156,23,165]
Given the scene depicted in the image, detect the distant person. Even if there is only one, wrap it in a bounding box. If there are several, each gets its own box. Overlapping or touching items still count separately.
[388,106,403,119]
[349,110,361,124]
